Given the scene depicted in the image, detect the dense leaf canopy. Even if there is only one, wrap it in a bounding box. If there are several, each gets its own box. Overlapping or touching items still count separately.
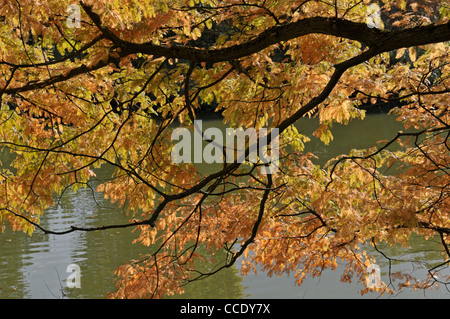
[0,0,449,298]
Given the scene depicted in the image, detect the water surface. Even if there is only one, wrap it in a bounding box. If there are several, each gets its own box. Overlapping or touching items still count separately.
[1,114,449,299]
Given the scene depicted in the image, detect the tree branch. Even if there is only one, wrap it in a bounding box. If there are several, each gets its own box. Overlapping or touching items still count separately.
[81,2,450,63]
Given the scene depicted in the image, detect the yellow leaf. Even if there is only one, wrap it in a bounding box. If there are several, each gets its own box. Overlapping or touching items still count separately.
[409,47,417,62]
[192,28,202,40]
[395,48,406,59]
[205,19,213,29]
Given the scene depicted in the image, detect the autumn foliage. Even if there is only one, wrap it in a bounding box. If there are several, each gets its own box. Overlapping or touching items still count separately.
[0,0,449,298]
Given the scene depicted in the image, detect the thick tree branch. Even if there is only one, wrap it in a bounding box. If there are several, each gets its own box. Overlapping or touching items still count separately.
[1,51,128,95]
[81,2,450,63]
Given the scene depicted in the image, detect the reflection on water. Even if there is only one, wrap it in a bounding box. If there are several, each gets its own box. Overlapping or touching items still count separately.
[0,185,245,299]
[0,166,245,298]
[1,186,126,299]
[1,114,449,298]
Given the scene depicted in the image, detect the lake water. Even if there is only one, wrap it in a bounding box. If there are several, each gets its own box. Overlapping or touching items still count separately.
[1,113,449,299]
